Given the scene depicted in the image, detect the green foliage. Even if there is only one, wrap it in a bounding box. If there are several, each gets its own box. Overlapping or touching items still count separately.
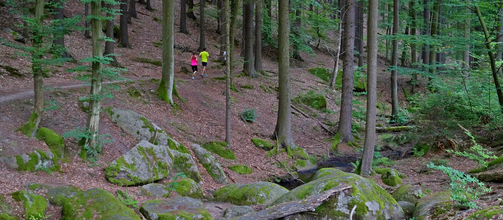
[202,141,236,160]
[308,68,331,82]
[427,163,490,209]
[63,127,112,164]
[390,108,411,125]
[228,165,253,175]
[447,125,497,168]
[293,90,327,110]
[239,107,258,122]
[116,189,139,209]
[166,172,188,191]
[413,144,430,157]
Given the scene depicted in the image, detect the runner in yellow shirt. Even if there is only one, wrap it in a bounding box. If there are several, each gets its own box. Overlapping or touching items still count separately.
[199,48,209,78]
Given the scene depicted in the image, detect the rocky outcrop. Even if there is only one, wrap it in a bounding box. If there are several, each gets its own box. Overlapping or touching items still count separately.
[1,149,60,172]
[11,190,47,220]
[169,148,203,185]
[191,144,228,184]
[381,169,402,186]
[272,168,404,220]
[392,184,424,204]
[140,197,212,220]
[171,178,203,198]
[137,183,171,198]
[214,182,288,206]
[47,185,83,206]
[413,191,453,220]
[470,156,503,182]
[223,206,255,219]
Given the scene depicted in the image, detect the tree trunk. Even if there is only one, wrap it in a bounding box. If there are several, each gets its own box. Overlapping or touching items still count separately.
[51,0,73,59]
[428,0,441,76]
[129,0,137,18]
[410,0,418,94]
[243,0,257,77]
[337,0,355,143]
[422,0,430,67]
[225,0,232,148]
[355,0,364,67]
[119,0,131,48]
[254,0,263,74]
[475,6,503,112]
[180,0,188,34]
[86,0,104,153]
[329,15,343,90]
[274,0,297,149]
[138,0,145,4]
[146,0,152,10]
[264,0,272,43]
[292,9,303,61]
[199,0,206,51]
[230,0,240,89]
[187,0,196,19]
[104,3,119,67]
[462,0,470,72]
[361,0,378,176]
[219,0,225,56]
[390,0,399,122]
[158,0,175,106]
[84,3,91,38]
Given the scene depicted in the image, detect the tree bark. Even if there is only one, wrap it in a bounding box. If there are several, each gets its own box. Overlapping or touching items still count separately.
[355,0,364,67]
[225,0,231,147]
[428,0,441,76]
[254,0,263,74]
[180,0,188,34]
[361,0,378,176]
[274,0,297,149]
[422,0,430,67]
[146,0,152,11]
[337,0,355,143]
[187,0,196,19]
[329,15,343,90]
[243,0,257,77]
[462,0,470,72]
[410,0,418,94]
[199,0,206,51]
[219,0,225,56]
[129,0,137,18]
[157,0,175,106]
[230,0,240,90]
[84,3,91,38]
[51,0,73,59]
[390,0,399,122]
[104,3,119,67]
[119,0,131,48]
[86,0,104,152]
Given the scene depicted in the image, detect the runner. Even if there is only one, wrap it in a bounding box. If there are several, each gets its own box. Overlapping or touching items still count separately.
[199,48,209,77]
[190,52,198,80]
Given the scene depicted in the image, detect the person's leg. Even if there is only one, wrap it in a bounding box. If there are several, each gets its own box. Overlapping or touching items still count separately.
[202,62,207,76]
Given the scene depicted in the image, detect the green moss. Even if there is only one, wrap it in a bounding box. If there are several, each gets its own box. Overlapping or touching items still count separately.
[168,139,190,154]
[0,214,18,220]
[104,107,114,117]
[36,127,64,158]
[156,209,212,220]
[241,84,254,89]
[211,76,226,82]
[16,112,38,137]
[251,138,274,151]
[105,155,141,186]
[131,57,162,66]
[374,168,391,175]
[170,153,202,184]
[140,117,156,133]
[11,190,47,219]
[172,178,203,198]
[381,170,402,186]
[295,160,306,167]
[308,67,331,82]
[470,156,503,173]
[16,153,39,171]
[293,90,327,110]
[202,141,236,160]
[466,206,503,220]
[228,165,253,174]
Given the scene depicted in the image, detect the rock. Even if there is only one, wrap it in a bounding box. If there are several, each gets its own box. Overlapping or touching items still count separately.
[46,185,82,206]
[14,150,60,172]
[381,169,402,187]
[201,141,236,160]
[392,184,424,204]
[35,127,65,159]
[228,165,253,175]
[11,190,47,219]
[105,140,173,186]
[272,168,404,220]
[214,182,288,206]
[168,148,203,184]
[294,159,318,172]
[466,205,503,220]
[413,191,453,220]
[61,188,140,220]
[0,195,15,218]
[398,201,415,219]
[251,138,274,151]
[171,178,204,198]
[137,183,171,198]
[223,206,255,219]
[4,28,25,43]
[140,197,212,220]
[191,144,228,184]
[474,168,503,182]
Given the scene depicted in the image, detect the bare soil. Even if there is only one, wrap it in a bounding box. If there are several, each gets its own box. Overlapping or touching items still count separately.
[0,1,502,219]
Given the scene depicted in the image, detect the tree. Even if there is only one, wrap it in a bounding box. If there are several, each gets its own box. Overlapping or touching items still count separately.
[361,0,378,176]
[146,0,152,11]
[51,0,73,59]
[199,0,206,51]
[225,0,232,147]
[355,0,364,67]
[157,0,175,106]
[254,0,263,74]
[292,7,303,61]
[428,0,441,76]
[390,0,399,121]
[274,0,297,149]
[119,0,131,48]
[243,0,257,77]
[337,0,355,143]
[410,0,418,94]
[218,0,225,56]
[84,3,91,38]
[180,0,188,34]
[422,0,430,68]
[129,0,137,19]
[187,0,197,19]
[104,3,119,67]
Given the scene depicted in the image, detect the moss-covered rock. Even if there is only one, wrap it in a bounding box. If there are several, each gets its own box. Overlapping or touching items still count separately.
[47,185,83,206]
[466,205,503,220]
[201,141,236,160]
[222,205,255,219]
[15,149,59,172]
[61,188,140,220]
[214,182,288,206]
[392,184,425,204]
[0,195,17,219]
[470,156,503,182]
[398,201,415,219]
[308,67,331,82]
[293,90,327,110]
[138,183,171,198]
[413,191,453,220]
[11,190,47,219]
[140,197,212,220]
[272,168,404,220]
[191,144,228,184]
[105,140,172,186]
[251,138,274,151]
[168,149,203,185]
[35,127,65,159]
[381,169,402,187]
[171,178,204,198]
[228,165,253,175]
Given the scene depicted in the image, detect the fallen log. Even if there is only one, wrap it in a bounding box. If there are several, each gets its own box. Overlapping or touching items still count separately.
[376,126,414,132]
[234,184,352,220]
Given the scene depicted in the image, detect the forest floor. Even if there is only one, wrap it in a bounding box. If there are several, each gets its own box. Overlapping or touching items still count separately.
[1,0,503,219]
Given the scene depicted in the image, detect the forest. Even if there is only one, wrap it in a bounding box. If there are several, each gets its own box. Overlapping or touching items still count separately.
[0,0,503,219]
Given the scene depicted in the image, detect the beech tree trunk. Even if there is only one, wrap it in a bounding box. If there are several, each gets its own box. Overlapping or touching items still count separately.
[225,0,231,147]
[129,0,137,18]
[254,0,263,74]
[84,3,91,38]
[187,0,196,19]
[390,0,399,121]
[158,0,175,105]
[243,0,257,77]
[219,0,225,56]
[199,0,206,51]
[274,0,297,149]
[51,0,73,59]
[104,3,119,67]
[180,0,188,34]
[119,0,131,48]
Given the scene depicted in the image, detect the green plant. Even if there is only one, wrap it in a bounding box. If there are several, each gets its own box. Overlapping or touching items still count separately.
[427,163,490,209]
[117,189,139,209]
[167,172,188,191]
[28,213,45,220]
[63,127,112,164]
[239,107,257,122]
[447,125,497,168]
[390,108,411,124]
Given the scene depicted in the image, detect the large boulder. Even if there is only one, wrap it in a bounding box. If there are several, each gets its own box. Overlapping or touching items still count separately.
[171,178,204,198]
[140,197,212,220]
[272,168,404,220]
[223,206,255,219]
[466,205,503,220]
[392,184,424,204]
[137,183,171,198]
[169,148,203,185]
[35,127,65,159]
[214,182,288,206]
[191,144,228,184]
[105,140,172,186]
[61,188,140,220]
[381,169,402,187]
[1,150,60,172]
[11,190,47,220]
[47,185,83,206]
[413,191,454,220]
[470,156,503,182]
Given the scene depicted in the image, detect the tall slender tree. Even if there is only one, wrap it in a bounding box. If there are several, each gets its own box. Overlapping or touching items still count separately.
[361,0,378,176]
[104,3,119,67]
[129,0,137,18]
[119,0,131,48]
[243,0,257,77]
[225,0,232,147]
[410,0,418,93]
[274,0,297,149]
[51,0,73,59]
[428,0,441,76]
[157,0,175,106]
[187,0,196,19]
[390,0,399,121]
[337,0,355,143]
[422,0,430,67]
[254,0,263,74]
[199,0,206,51]
[180,0,188,34]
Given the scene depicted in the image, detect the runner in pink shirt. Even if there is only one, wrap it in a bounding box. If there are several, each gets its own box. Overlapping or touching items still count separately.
[190,52,198,80]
